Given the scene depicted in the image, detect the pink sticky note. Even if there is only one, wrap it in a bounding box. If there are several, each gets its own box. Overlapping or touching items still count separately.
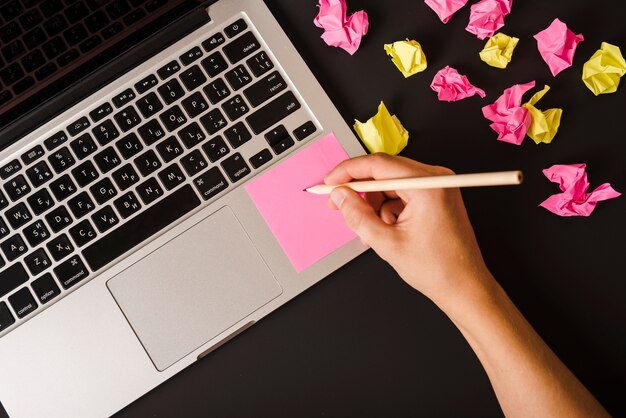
[539,164,621,217]
[313,0,369,55]
[534,18,584,76]
[245,134,357,272]
[465,0,512,40]
[430,66,486,101]
[482,81,535,145]
[424,0,469,24]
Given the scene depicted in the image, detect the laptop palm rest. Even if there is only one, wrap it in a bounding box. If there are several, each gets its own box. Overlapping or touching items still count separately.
[107,206,282,371]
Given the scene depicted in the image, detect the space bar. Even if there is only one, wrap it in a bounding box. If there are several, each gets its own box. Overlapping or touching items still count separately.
[83,185,201,271]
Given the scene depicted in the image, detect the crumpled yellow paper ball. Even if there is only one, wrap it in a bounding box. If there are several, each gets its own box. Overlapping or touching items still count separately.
[384,39,427,78]
[479,33,519,69]
[353,102,409,155]
[522,85,563,144]
[582,42,626,95]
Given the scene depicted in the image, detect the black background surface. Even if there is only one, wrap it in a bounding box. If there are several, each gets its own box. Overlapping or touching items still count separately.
[116,0,626,416]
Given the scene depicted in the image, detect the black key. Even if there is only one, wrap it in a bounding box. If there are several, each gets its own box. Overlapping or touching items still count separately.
[223,122,251,148]
[2,40,26,63]
[0,21,21,44]
[89,178,117,205]
[42,37,67,60]
[180,46,203,65]
[158,78,185,105]
[0,263,28,299]
[44,15,69,37]
[22,220,50,247]
[68,192,96,218]
[70,133,98,160]
[156,136,184,163]
[201,32,225,52]
[57,49,80,66]
[85,11,109,33]
[50,174,77,201]
[63,23,88,46]
[83,185,200,271]
[24,248,52,276]
[136,177,163,205]
[202,136,230,163]
[220,153,250,183]
[223,32,260,64]
[13,77,36,95]
[26,161,54,188]
[0,190,7,211]
[6,203,33,231]
[1,234,27,261]
[44,131,68,151]
[48,147,75,174]
[0,159,21,180]
[0,301,15,332]
[159,105,187,132]
[106,0,130,20]
[243,71,287,107]
[181,150,208,177]
[31,273,61,305]
[203,78,230,104]
[157,60,180,80]
[293,121,317,141]
[113,191,142,219]
[135,74,158,94]
[4,175,31,201]
[199,108,227,135]
[0,218,9,239]
[264,125,289,147]
[8,287,37,319]
[66,1,90,23]
[178,122,206,149]
[54,254,89,289]
[123,8,145,26]
[112,88,136,108]
[94,145,122,174]
[114,106,141,132]
[91,206,120,232]
[271,136,295,155]
[245,91,301,135]
[193,167,228,201]
[71,160,99,187]
[0,63,23,86]
[40,0,64,16]
[20,9,43,30]
[136,92,163,118]
[45,206,73,233]
[102,22,123,39]
[224,18,247,38]
[79,35,101,53]
[157,164,185,190]
[201,52,228,77]
[181,91,209,118]
[112,164,139,190]
[46,234,74,261]
[92,119,120,146]
[222,95,249,121]
[22,50,45,72]
[21,145,45,165]
[113,134,143,164]
[146,0,167,12]
[225,65,253,90]
[69,219,97,247]
[24,27,47,50]
[134,149,162,176]
[249,148,272,169]
[0,91,12,106]
[89,102,113,122]
[67,116,90,137]
[179,65,207,92]
[137,119,166,146]
[27,189,54,216]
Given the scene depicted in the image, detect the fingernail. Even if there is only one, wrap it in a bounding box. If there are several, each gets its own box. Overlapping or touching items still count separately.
[330,188,346,207]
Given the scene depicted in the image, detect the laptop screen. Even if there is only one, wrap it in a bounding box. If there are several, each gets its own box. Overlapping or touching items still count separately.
[0,0,210,150]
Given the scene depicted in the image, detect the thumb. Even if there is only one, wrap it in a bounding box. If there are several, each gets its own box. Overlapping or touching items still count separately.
[330,187,391,245]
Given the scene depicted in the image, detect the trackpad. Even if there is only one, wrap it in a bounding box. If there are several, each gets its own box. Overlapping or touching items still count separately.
[107,207,282,371]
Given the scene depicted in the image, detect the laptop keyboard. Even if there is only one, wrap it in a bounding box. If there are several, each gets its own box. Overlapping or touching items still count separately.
[0,15,318,335]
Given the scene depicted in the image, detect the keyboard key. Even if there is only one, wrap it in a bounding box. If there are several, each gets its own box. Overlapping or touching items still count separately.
[1,234,27,261]
[114,191,142,219]
[8,287,37,319]
[57,49,79,66]
[293,121,317,141]
[106,0,131,20]
[63,23,88,46]
[70,133,98,159]
[0,159,22,180]
[5,203,32,229]
[90,178,117,205]
[2,39,25,63]
[264,125,289,147]
[157,164,185,190]
[114,106,142,132]
[201,32,225,52]
[92,119,120,145]
[0,218,9,239]
[66,1,90,24]
[0,301,15,332]
[45,206,73,233]
[85,10,109,33]
[67,116,90,137]
[178,122,206,149]
[200,108,227,135]
[249,148,273,169]
[225,65,253,90]
[50,174,77,201]
[135,74,158,94]
[31,273,60,305]
[271,136,295,155]
[13,77,36,95]
[0,91,12,106]
[223,32,260,64]
[137,119,166,146]
[21,145,45,165]
[22,220,50,247]
[181,91,208,118]
[156,136,184,163]
[22,50,45,72]
[27,189,54,216]
[112,164,140,191]
[48,147,76,174]
[134,149,162,177]
[71,160,99,187]
[201,52,228,77]
[245,91,301,135]
[26,161,54,188]
[0,21,21,44]
[222,95,249,121]
[54,254,89,289]
[4,175,31,202]
[221,153,250,183]
[116,132,143,159]
[68,192,96,219]
[42,37,66,60]
[202,136,230,163]
[158,78,185,105]
[47,233,74,261]
[0,191,7,211]
[89,102,113,122]
[193,167,228,201]
[44,131,69,151]
[136,177,163,205]
[83,185,200,271]
[180,46,203,65]
[0,263,28,299]
[157,60,180,80]
[24,248,52,276]
[112,88,136,108]
[243,71,287,107]
[136,91,163,118]
[203,78,230,104]
[181,150,208,177]
[102,22,123,39]
[223,122,251,148]
[69,219,97,247]
[24,27,47,50]
[224,18,248,38]
[159,105,187,132]
[41,0,64,17]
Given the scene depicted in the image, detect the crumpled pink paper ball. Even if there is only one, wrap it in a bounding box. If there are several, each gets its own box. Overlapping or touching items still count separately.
[314,0,369,55]
[466,0,512,40]
[534,18,584,76]
[430,66,486,102]
[481,81,535,145]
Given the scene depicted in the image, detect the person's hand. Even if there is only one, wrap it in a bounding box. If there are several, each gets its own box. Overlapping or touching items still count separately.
[325,153,494,306]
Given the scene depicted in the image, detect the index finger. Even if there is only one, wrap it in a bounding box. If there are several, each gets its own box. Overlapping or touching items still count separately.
[324,153,435,185]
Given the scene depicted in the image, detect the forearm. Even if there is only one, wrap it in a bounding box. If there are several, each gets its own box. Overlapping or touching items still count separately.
[435,274,609,418]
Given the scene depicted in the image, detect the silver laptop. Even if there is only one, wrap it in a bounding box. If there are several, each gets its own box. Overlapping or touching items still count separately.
[0,1,366,416]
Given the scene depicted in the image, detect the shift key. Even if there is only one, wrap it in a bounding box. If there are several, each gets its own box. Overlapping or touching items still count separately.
[245,91,301,135]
